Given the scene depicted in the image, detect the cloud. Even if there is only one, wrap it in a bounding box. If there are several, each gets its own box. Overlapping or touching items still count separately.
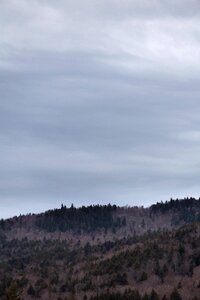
[1,0,200,218]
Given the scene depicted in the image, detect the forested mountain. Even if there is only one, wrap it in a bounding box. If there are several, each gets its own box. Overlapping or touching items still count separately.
[0,198,200,300]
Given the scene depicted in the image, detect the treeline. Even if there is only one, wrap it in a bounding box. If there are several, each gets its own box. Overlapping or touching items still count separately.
[35,204,126,233]
[150,197,200,225]
[151,197,200,213]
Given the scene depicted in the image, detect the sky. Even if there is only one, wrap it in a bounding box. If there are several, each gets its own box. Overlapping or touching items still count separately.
[1,0,200,218]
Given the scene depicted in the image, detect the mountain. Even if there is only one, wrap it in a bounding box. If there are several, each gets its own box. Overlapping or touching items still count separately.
[0,198,200,300]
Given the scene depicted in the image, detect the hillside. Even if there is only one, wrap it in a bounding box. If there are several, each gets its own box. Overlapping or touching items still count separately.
[0,198,200,300]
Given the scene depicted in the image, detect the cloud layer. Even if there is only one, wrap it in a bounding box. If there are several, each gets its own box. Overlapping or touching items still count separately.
[1,0,200,218]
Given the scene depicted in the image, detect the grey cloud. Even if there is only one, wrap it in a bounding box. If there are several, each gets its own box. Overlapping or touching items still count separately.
[39,0,200,20]
[1,0,200,218]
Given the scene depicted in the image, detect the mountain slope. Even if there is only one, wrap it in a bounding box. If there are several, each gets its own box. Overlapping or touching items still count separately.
[0,198,200,300]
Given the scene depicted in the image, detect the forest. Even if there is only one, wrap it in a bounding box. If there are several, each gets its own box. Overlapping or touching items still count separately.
[0,199,200,299]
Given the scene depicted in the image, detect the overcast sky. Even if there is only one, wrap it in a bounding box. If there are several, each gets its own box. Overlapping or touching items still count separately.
[1,0,200,218]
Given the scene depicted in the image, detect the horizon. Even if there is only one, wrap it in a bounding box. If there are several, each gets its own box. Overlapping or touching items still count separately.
[1,195,200,220]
